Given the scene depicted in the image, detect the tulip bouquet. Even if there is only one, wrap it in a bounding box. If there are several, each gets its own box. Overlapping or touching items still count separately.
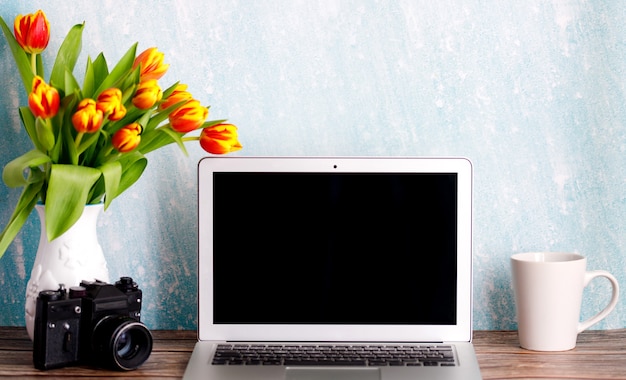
[0,10,242,258]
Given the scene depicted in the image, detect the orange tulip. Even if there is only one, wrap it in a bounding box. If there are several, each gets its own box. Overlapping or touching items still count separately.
[72,98,103,133]
[96,88,126,121]
[132,47,169,81]
[199,124,242,154]
[13,10,50,54]
[28,76,59,119]
[112,123,142,153]
[132,80,163,110]
[159,84,192,110]
[168,99,208,133]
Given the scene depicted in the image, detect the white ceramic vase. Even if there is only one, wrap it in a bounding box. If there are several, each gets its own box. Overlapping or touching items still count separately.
[24,203,110,340]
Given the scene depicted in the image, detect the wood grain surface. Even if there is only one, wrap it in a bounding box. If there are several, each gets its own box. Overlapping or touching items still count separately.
[1,327,625,379]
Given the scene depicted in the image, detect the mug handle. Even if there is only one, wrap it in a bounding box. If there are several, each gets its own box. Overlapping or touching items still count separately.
[578,270,620,333]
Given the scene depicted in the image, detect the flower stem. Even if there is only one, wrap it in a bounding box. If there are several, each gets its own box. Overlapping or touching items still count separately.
[30,53,37,75]
[75,132,84,148]
[102,145,115,158]
[102,150,122,163]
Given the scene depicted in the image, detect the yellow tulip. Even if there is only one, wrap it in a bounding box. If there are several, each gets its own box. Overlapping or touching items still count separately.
[159,84,192,111]
[132,80,163,110]
[168,99,208,133]
[27,76,59,119]
[96,88,126,121]
[133,47,169,81]
[72,98,103,133]
[112,123,142,153]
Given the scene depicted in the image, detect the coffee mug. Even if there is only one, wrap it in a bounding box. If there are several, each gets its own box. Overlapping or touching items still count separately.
[510,252,619,351]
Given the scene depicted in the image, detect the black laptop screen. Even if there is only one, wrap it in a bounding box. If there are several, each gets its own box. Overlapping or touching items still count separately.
[211,172,458,325]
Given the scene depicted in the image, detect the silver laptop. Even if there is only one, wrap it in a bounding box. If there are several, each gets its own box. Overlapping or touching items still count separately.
[184,156,482,380]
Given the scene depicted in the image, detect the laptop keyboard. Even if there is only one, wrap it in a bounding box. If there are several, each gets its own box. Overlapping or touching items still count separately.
[212,343,457,367]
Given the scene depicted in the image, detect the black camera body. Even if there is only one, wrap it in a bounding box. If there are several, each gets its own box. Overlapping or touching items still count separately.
[33,277,153,371]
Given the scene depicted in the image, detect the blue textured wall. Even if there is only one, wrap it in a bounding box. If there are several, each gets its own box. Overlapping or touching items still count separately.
[1,0,625,331]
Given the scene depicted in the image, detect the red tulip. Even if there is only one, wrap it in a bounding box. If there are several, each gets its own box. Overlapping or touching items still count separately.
[14,9,50,54]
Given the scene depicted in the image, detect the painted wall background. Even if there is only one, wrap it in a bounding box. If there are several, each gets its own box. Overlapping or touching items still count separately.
[1,0,625,331]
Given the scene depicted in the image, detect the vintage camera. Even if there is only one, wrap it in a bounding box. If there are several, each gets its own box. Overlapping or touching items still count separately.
[33,277,153,371]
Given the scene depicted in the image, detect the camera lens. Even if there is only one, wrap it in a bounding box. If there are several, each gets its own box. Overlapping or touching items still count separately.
[92,315,153,370]
[116,331,132,357]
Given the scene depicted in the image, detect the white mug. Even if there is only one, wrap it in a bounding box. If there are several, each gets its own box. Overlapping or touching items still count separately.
[511,252,619,351]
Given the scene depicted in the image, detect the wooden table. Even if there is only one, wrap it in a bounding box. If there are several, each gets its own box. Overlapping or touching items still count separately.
[1,326,625,379]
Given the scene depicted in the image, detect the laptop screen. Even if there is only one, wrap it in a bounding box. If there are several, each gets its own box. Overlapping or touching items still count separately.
[212,172,457,325]
[198,157,473,343]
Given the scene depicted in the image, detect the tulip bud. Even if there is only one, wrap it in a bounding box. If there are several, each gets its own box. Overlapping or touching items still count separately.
[132,80,163,110]
[96,88,126,121]
[14,9,50,54]
[168,99,208,133]
[28,76,60,119]
[199,124,242,154]
[133,47,169,81]
[112,123,143,153]
[72,98,104,133]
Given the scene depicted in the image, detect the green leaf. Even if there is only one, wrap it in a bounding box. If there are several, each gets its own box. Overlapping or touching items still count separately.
[59,120,78,165]
[121,66,141,93]
[137,108,154,128]
[18,107,43,151]
[58,90,78,122]
[50,23,84,92]
[82,129,109,167]
[64,69,81,96]
[35,118,55,151]
[94,43,138,96]
[91,53,110,89]
[0,181,44,259]
[161,81,180,98]
[54,93,79,162]
[77,130,102,156]
[83,56,96,99]
[116,152,147,195]
[87,176,106,204]
[160,128,188,154]
[98,161,122,209]
[2,150,51,188]
[45,164,102,240]
[137,128,181,155]
[144,100,185,133]
[0,16,34,93]
[200,119,228,129]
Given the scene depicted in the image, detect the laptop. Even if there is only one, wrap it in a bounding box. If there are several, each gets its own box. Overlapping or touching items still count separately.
[183,156,482,380]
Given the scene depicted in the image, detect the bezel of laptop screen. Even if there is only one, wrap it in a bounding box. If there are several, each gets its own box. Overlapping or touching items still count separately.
[197,157,473,343]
